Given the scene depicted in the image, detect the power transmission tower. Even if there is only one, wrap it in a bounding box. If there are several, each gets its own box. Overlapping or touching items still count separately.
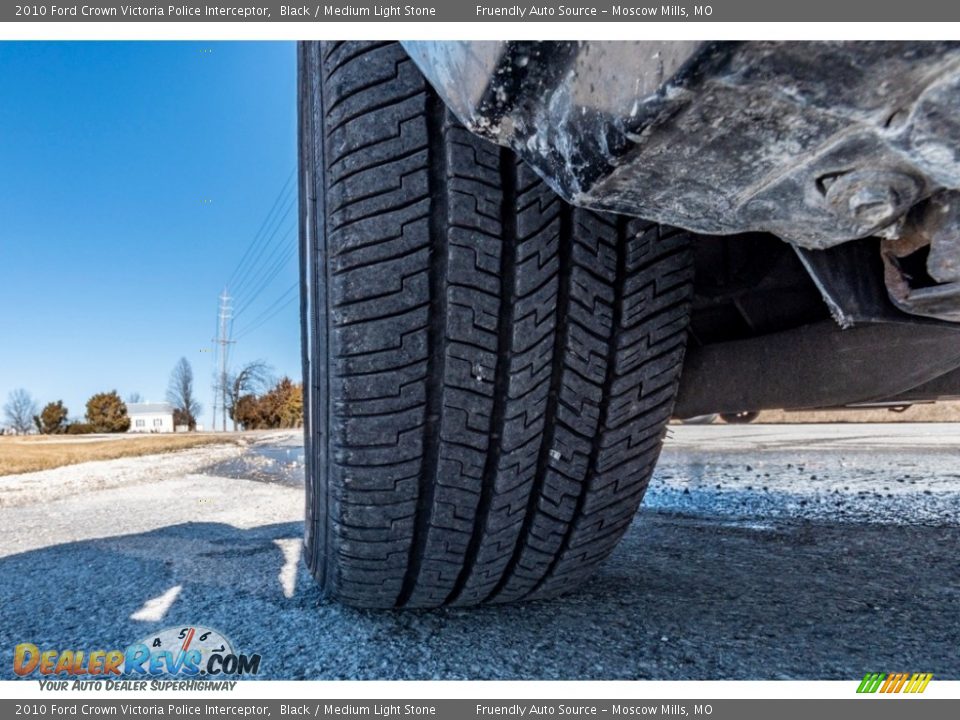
[213,289,235,432]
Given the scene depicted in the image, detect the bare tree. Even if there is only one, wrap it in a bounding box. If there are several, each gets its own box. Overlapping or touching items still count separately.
[126,392,144,404]
[4,388,38,435]
[224,360,272,431]
[167,357,202,430]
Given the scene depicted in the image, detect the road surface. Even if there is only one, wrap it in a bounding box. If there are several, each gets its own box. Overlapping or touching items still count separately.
[1,424,958,680]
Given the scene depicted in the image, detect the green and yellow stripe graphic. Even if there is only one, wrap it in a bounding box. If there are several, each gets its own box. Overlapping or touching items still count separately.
[857,672,933,694]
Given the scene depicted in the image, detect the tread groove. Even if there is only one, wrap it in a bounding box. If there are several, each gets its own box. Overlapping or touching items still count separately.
[486,201,572,603]
[445,150,518,605]
[394,95,448,608]
[522,215,628,600]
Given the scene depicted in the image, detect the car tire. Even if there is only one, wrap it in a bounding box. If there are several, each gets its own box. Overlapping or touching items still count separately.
[298,41,696,608]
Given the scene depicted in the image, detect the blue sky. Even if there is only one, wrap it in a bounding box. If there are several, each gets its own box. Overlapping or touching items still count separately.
[0,41,298,430]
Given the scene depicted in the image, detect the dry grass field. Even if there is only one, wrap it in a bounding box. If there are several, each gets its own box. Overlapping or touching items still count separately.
[3,401,957,477]
[0,433,246,476]
[754,401,960,424]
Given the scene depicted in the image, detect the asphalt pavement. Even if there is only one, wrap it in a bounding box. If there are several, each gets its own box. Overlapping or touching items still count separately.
[1,424,958,680]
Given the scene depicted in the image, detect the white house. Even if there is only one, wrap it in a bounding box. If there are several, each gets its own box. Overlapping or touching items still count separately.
[127,403,175,433]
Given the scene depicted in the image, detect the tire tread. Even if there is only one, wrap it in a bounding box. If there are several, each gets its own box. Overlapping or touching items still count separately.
[303,41,694,608]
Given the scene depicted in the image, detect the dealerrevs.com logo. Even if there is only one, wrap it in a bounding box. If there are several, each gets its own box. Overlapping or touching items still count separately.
[13,626,261,688]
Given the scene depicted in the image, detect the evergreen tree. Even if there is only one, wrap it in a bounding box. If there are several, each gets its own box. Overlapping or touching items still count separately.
[86,391,130,433]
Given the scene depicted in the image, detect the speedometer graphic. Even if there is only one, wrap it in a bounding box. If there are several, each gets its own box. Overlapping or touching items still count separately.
[125,625,235,675]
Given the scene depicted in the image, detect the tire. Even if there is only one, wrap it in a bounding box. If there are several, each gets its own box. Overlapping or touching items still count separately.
[720,411,760,424]
[299,41,695,608]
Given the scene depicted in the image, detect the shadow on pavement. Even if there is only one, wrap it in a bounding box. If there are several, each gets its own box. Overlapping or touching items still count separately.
[1,513,957,680]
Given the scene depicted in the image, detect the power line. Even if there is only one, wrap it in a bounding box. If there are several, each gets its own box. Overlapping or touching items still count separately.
[226,191,293,305]
[234,282,299,338]
[234,282,299,340]
[230,194,296,301]
[225,169,295,291]
[211,170,299,414]
[232,229,298,319]
[234,296,297,342]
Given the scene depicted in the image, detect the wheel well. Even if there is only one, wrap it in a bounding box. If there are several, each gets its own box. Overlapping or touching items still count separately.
[688,233,831,347]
